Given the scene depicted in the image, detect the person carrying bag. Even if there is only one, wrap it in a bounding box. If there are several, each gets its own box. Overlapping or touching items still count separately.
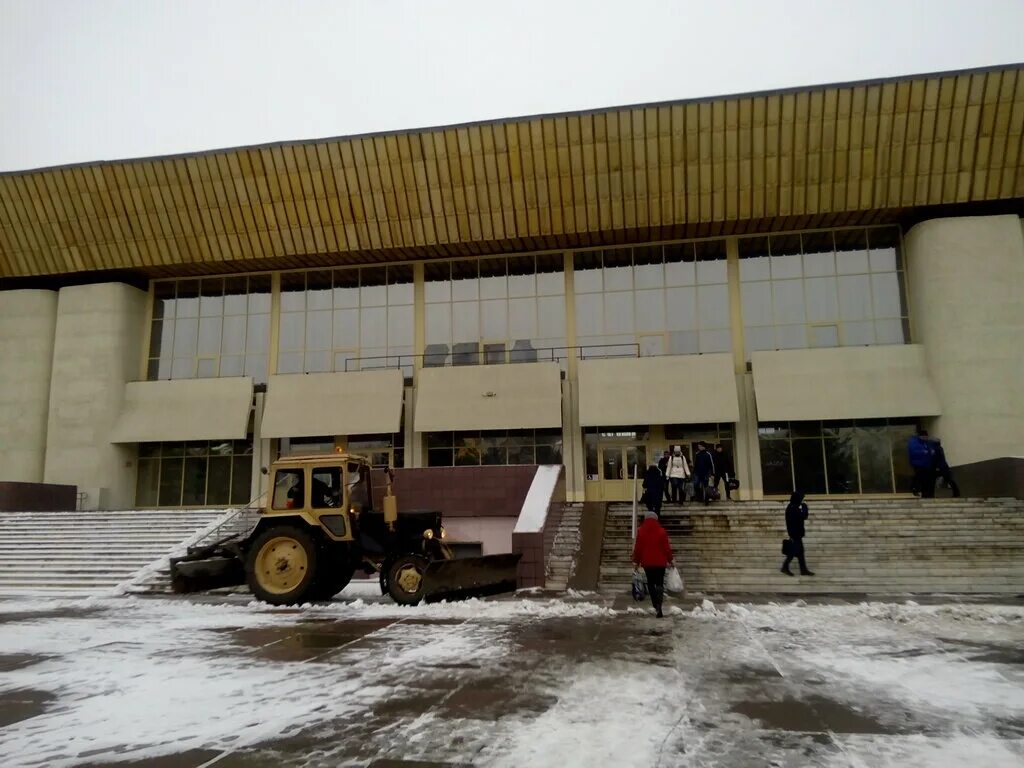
[632,510,674,618]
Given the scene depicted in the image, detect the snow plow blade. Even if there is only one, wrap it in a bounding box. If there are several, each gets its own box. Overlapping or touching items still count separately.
[169,551,245,594]
[421,553,522,603]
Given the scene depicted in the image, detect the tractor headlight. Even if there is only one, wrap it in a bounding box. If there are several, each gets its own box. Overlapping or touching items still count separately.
[423,529,434,540]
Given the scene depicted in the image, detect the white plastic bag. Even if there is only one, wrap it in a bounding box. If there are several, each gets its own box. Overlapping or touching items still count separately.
[665,566,685,594]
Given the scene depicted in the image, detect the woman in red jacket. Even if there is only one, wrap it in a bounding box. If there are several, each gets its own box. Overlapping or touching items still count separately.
[632,510,674,617]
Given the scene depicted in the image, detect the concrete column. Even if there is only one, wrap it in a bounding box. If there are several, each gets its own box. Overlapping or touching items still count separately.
[0,290,58,482]
[735,372,764,499]
[250,391,270,503]
[43,283,148,509]
[904,215,1024,466]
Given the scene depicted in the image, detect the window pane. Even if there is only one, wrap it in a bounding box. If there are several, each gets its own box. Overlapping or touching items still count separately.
[738,236,771,280]
[668,330,699,355]
[536,255,565,295]
[698,283,730,328]
[136,459,159,507]
[479,259,507,300]
[452,302,480,343]
[425,303,451,345]
[451,261,479,301]
[664,247,696,286]
[388,304,414,348]
[360,267,388,307]
[809,324,839,348]
[305,311,332,350]
[835,229,870,274]
[874,318,905,345]
[360,307,387,348]
[246,314,270,353]
[278,351,303,374]
[171,358,194,379]
[304,350,331,372]
[801,231,835,276]
[508,297,537,339]
[869,245,897,273]
[843,320,875,346]
[805,277,839,323]
[635,289,666,332]
[176,281,199,318]
[824,433,859,494]
[603,249,633,291]
[634,260,664,290]
[219,355,244,377]
[792,439,827,494]
[666,287,698,330]
[158,457,183,506]
[248,275,272,314]
[424,263,451,302]
[206,456,232,505]
[604,292,634,335]
[333,308,360,349]
[741,281,773,326]
[759,439,792,495]
[244,354,268,382]
[280,273,306,312]
[307,271,333,311]
[454,437,481,466]
[573,260,603,293]
[745,326,776,354]
[223,278,248,315]
[771,280,805,325]
[427,448,453,467]
[857,427,894,493]
[481,299,507,339]
[889,423,916,492]
[272,469,304,509]
[172,318,198,356]
[871,273,902,318]
[699,328,732,353]
[231,455,252,505]
[196,358,218,378]
[333,269,360,308]
[387,265,414,305]
[222,315,246,355]
[279,312,305,350]
[771,252,803,280]
[538,295,565,338]
[775,324,807,350]
[838,275,872,320]
[575,293,603,336]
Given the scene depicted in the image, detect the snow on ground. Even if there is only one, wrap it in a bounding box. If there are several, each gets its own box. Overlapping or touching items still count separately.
[0,593,1022,767]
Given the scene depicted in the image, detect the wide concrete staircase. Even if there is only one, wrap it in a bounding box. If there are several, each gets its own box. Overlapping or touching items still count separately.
[545,504,583,591]
[0,509,228,594]
[600,498,1024,594]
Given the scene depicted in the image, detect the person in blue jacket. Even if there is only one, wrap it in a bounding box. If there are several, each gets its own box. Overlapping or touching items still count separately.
[907,428,936,498]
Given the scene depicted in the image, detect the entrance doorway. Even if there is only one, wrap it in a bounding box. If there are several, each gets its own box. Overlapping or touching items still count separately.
[587,443,647,502]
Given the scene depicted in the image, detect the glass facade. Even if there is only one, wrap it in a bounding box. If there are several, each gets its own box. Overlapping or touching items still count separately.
[136,440,253,507]
[279,265,414,377]
[426,429,563,467]
[758,420,916,496]
[574,240,731,357]
[739,228,908,359]
[149,276,271,383]
[424,254,566,367]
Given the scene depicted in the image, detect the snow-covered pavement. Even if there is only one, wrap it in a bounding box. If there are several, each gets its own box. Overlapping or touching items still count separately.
[0,590,1022,767]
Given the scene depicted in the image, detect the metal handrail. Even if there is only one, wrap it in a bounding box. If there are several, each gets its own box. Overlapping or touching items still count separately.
[343,343,641,372]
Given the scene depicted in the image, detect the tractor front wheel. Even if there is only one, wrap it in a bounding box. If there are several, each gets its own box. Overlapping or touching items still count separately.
[386,554,430,606]
[246,526,319,605]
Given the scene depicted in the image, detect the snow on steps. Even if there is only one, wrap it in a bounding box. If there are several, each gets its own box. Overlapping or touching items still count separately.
[545,504,583,591]
[0,508,236,595]
[599,498,1024,594]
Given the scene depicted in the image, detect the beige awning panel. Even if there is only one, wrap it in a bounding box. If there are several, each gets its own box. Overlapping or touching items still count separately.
[577,354,740,427]
[414,362,563,432]
[752,345,942,421]
[110,377,253,443]
[260,370,404,439]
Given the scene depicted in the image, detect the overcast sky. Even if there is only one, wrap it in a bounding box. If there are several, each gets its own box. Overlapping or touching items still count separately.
[1,0,1022,172]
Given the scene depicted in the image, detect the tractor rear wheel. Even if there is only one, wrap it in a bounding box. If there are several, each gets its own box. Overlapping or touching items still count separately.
[386,554,430,606]
[246,526,319,605]
[310,561,355,601]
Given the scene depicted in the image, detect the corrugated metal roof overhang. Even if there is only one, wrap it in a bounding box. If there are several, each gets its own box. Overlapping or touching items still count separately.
[751,345,942,421]
[577,354,740,427]
[260,370,404,439]
[110,377,253,443]
[414,362,563,432]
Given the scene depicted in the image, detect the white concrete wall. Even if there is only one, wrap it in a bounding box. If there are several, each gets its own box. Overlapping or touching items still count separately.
[443,517,515,555]
[905,215,1024,466]
[0,290,58,482]
[43,283,148,508]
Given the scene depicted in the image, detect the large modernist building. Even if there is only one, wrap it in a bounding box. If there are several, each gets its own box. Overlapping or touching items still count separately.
[1,64,1022,509]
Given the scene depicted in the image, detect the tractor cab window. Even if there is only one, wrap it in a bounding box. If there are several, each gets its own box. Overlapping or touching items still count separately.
[272,469,304,509]
[311,467,343,508]
[347,462,370,512]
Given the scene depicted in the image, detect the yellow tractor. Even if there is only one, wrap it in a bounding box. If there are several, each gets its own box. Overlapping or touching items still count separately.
[170,453,520,605]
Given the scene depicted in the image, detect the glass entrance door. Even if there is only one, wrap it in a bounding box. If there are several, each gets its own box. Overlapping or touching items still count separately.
[598,444,647,502]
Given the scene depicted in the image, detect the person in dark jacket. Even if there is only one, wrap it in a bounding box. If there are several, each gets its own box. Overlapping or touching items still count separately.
[713,443,735,500]
[642,464,664,517]
[693,442,715,505]
[658,450,672,503]
[781,491,814,576]
[907,428,936,498]
[932,439,961,497]
[632,510,674,617]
